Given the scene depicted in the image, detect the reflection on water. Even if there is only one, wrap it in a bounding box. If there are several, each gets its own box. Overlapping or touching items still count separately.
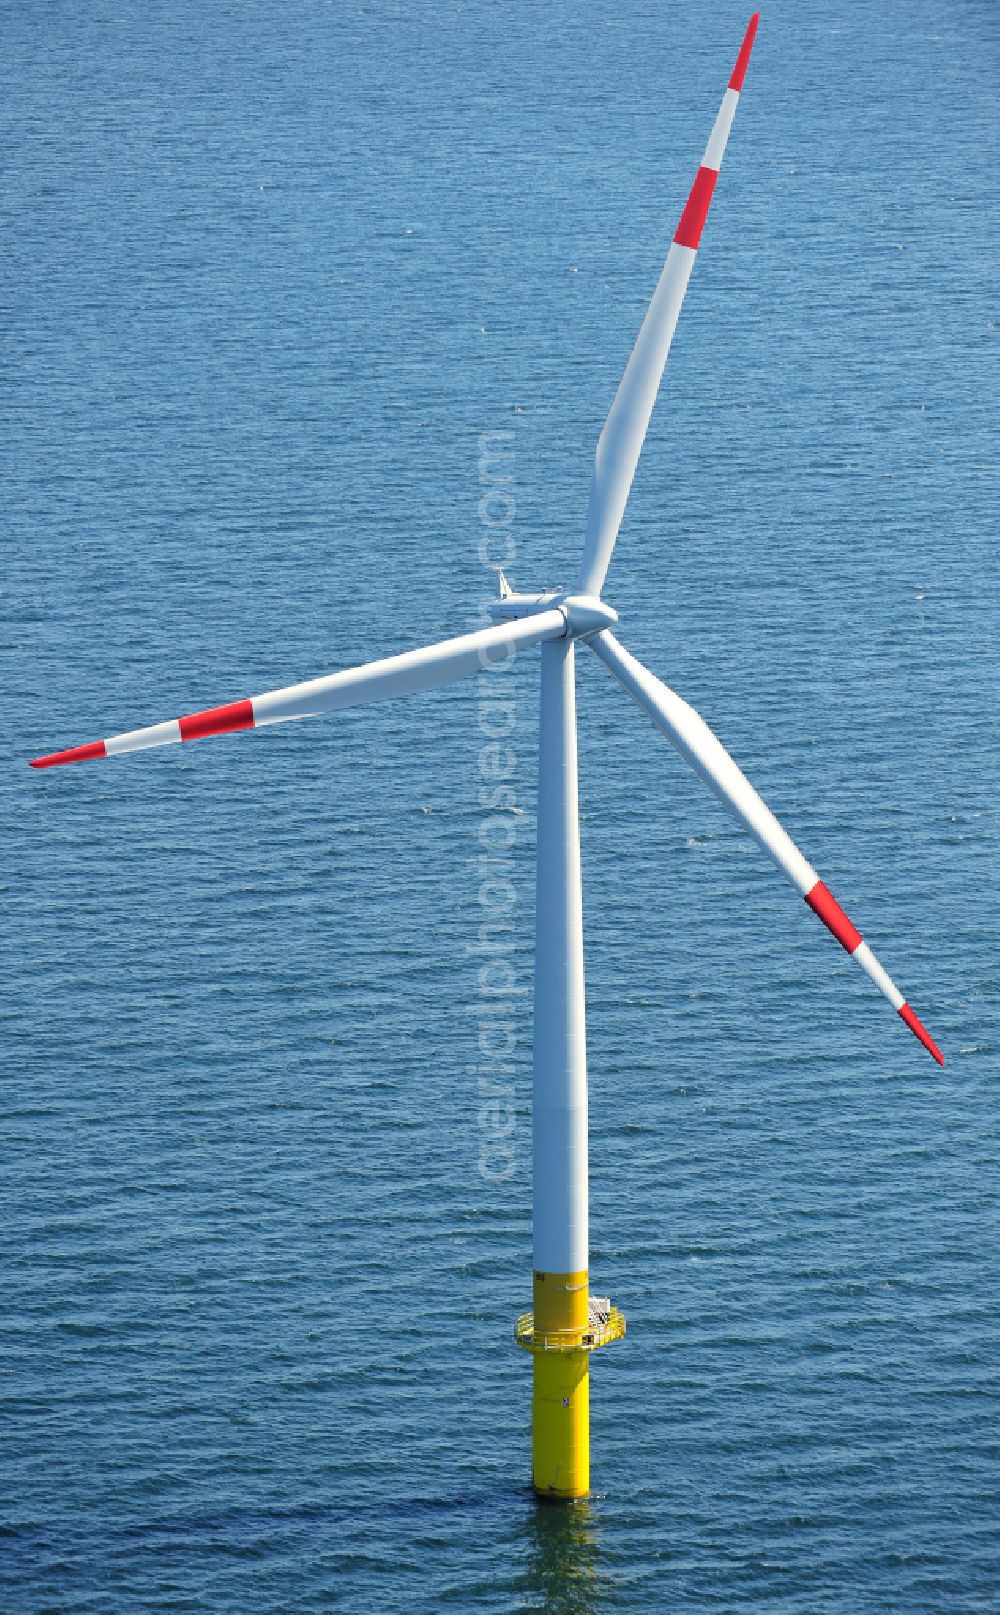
[520,1497,610,1615]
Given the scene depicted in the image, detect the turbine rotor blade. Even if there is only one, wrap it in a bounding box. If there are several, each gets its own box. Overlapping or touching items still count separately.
[591,631,943,1065]
[576,13,760,599]
[30,610,568,769]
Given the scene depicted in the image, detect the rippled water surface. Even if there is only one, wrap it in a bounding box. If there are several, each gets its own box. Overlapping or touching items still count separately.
[3,1,997,1609]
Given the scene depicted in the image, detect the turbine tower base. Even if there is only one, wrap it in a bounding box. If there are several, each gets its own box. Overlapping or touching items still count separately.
[515,1272,625,1499]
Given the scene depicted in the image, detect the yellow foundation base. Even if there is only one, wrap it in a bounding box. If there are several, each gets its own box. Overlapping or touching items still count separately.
[515,1271,625,1500]
[533,1346,589,1497]
[531,1269,589,1499]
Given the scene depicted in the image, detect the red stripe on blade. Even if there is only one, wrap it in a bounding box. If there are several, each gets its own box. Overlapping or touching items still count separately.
[899,1003,944,1065]
[29,740,107,769]
[804,880,863,954]
[674,166,719,250]
[179,700,254,743]
[729,13,760,92]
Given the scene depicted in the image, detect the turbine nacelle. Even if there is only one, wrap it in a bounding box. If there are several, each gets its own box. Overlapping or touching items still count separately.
[488,577,618,640]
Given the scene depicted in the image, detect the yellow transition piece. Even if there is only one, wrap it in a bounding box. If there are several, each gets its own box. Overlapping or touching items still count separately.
[531,1269,590,1499]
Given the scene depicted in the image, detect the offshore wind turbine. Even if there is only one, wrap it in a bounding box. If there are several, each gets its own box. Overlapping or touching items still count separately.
[30,15,943,1500]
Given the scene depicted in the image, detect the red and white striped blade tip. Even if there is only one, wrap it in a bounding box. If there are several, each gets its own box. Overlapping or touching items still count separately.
[731,14,760,92]
[898,1003,945,1066]
[672,13,760,252]
[805,880,944,1066]
[29,698,254,768]
[30,740,107,769]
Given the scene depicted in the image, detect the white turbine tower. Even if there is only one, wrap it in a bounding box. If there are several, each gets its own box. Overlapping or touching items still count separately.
[30,14,943,1499]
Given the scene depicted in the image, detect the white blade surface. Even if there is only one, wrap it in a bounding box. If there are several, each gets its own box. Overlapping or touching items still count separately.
[30,611,567,768]
[591,630,943,1064]
[576,14,759,599]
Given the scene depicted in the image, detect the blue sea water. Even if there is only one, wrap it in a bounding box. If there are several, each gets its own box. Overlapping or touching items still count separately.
[2,0,997,1608]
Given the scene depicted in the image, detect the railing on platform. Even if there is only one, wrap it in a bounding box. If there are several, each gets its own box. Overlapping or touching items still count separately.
[514,1298,626,1354]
